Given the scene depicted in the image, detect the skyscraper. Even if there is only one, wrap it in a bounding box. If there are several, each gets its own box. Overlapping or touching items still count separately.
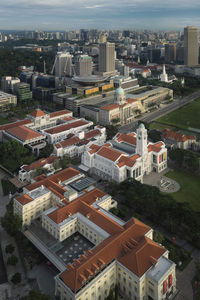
[165,43,176,63]
[54,52,72,77]
[99,42,115,75]
[184,26,199,67]
[74,55,93,77]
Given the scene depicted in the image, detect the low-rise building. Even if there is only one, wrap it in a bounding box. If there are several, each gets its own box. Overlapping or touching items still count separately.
[54,126,106,158]
[18,154,59,182]
[162,128,198,150]
[0,91,17,110]
[81,124,167,182]
[13,167,176,300]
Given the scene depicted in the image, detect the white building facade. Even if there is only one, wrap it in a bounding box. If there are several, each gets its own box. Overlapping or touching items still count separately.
[81,124,167,183]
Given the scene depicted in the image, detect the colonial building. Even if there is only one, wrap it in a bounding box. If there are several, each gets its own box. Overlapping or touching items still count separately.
[18,154,59,183]
[81,124,167,183]
[162,128,198,150]
[0,109,103,156]
[54,126,106,158]
[13,167,176,300]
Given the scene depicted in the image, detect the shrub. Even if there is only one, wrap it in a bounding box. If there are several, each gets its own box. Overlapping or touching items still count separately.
[11,272,21,284]
[5,244,15,254]
[7,255,18,266]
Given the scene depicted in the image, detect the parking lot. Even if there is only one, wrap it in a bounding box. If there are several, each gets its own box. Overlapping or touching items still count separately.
[56,233,94,265]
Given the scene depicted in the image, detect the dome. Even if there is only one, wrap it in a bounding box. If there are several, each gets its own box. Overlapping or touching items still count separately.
[138,123,145,129]
[115,87,125,96]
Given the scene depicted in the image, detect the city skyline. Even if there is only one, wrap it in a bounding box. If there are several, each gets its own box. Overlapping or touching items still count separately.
[1,0,200,30]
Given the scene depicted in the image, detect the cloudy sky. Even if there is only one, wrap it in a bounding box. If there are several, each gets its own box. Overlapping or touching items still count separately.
[1,0,200,30]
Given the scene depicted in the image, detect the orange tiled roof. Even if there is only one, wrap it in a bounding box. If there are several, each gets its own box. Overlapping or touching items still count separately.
[49,110,72,118]
[97,146,123,162]
[85,129,101,140]
[59,218,164,292]
[25,167,80,192]
[55,136,81,149]
[0,119,31,131]
[148,142,164,153]
[45,120,89,135]
[117,154,140,168]
[6,125,43,141]
[163,128,195,142]
[16,193,32,205]
[30,109,46,118]
[116,132,136,146]
[126,98,138,104]
[22,155,57,172]
[100,104,119,111]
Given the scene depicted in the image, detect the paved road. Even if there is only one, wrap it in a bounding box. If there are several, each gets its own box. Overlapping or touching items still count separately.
[119,90,200,133]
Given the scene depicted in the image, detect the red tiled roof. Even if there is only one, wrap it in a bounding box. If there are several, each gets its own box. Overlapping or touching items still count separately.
[59,218,164,292]
[49,110,72,118]
[148,142,164,153]
[116,133,136,146]
[22,155,57,172]
[97,146,123,162]
[100,104,119,111]
[55,136,81,149]
[45,120,89,135]
[16,194,32,205]
[6,125,43,141]
[162,128,195,142]
[85,129,101,140]
[126,98,138,104]
[25,167,80,192]
[117,154,140,168]
[30,109,46,117]
[0,119,31,131]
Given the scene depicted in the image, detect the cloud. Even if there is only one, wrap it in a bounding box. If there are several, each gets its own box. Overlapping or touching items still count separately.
[0,0,200,30]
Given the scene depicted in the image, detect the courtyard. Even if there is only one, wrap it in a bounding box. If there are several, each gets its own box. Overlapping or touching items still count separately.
[56,233,94,265]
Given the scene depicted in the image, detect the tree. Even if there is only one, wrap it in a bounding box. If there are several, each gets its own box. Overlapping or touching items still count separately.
[22,290,51,300]
[5,244,15,254]
[7,255,18,266]
[11,272,21,284]
[153,230,165,244]
[1,200,22,236]
[34,167,48,177]
[39,144,54,158]
[106,125,119,140]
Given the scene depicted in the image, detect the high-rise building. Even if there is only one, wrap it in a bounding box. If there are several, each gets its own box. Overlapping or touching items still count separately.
[165,43,176,63]
[54,52,72,78]
[1,76,20,93]
[99,34,107,43]
[74,55,93,77]
[184,26,199,66]
[99,42,115,75]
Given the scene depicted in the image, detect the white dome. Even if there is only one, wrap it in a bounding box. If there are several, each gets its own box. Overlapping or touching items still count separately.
[115,87,125,95]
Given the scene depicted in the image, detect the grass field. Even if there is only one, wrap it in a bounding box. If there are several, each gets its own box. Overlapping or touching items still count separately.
[154,98,200,130]
[165,170,200,211]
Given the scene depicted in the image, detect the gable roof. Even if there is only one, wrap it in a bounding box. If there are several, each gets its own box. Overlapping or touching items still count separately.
[162,128,195,142]
[44,120,89,135]
[22,155,57,172]
[6,125,43,141]
[30,109,46,118]
[97,146,123,162]
[0,119,31,131]
[49,110,72,118]
[116,132,137,146]
[148,142,164,153]
[100,104,119,111]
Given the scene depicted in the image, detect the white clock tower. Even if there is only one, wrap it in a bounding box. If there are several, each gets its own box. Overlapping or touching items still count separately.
[136,123,148,157]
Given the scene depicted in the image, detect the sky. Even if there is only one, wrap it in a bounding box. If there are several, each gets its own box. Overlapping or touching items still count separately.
[1,0,200,31]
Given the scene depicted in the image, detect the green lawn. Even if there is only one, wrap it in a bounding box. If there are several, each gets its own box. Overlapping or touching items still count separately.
[165,170,200,211]
[156,98,200,130]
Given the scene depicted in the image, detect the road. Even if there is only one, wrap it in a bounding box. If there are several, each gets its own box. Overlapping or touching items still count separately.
[119,90,200,133]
